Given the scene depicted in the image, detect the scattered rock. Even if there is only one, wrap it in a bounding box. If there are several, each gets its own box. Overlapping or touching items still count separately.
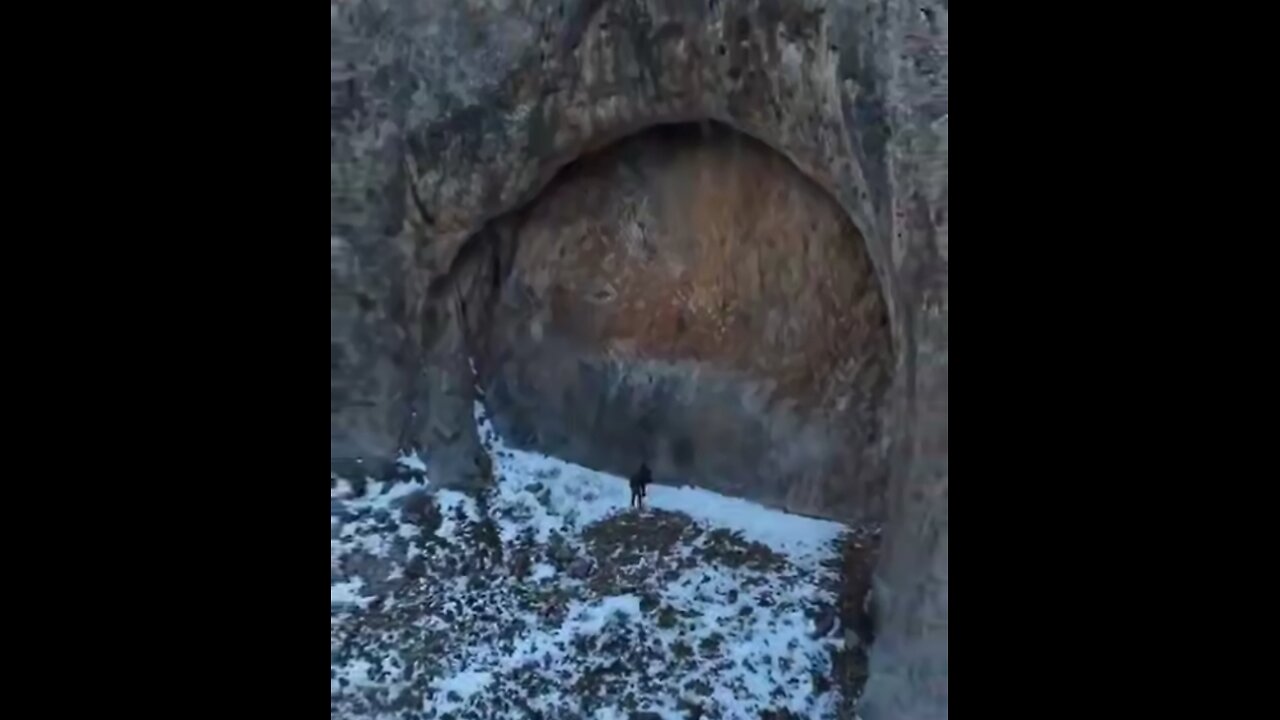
[676,697,705,720]
[657,605,680,629]
[548,534,576,568]
[503,501,534,523]
[388,536,410,565]
[510,550,532,579]
[524,482,544,494]
[400,490,441,530]
[568,558,594,579]
[811,668,832,694]
[341,550,405,597]
[630,712,663,720]
[671,640,694,660]
[697,633,725,657]
[684,679,713,697]
[811,607,836,638]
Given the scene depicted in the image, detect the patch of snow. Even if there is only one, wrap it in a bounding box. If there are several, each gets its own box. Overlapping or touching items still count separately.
[396,449,428,473]
[330,578,370,607]
[430,670,493,714]
[651,484,845,560]
[531,562,557,581]
[477,400,844,559]
[335,479,422,512]
[568,593,643,634]
[331,478,354,499]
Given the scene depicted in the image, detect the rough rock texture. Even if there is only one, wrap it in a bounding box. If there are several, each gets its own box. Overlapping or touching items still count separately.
[475,122,891,521]
[331,0,947,717]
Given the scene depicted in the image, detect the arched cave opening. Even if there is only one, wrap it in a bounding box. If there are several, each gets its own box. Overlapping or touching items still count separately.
[449,121,893,526]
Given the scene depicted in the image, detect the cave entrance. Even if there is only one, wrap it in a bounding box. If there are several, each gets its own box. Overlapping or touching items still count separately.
[457,121,893,525]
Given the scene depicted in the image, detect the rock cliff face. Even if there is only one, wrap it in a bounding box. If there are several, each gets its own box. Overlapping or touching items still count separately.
[473,123,891,521]
[331,0,947,717]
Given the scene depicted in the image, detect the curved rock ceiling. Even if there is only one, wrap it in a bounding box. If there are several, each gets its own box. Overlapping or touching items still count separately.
[473,122,891,522]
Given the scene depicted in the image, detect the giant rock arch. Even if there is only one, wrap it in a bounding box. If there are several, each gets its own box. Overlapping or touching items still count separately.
[331,1,947,717]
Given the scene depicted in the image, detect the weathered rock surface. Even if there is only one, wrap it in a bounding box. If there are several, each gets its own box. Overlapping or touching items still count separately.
[331,0,947,717]
[477,123,891,521]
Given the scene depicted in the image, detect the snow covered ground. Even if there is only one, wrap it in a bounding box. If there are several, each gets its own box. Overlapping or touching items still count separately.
[331,403,863,720]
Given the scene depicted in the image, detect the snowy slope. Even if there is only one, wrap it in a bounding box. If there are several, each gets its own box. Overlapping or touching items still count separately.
[330,403,855,720]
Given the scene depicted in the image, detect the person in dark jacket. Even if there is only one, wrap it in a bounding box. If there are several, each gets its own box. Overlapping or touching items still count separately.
[629,462,652,509]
